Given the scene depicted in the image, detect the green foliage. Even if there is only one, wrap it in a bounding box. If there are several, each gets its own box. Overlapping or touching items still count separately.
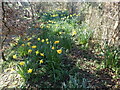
[62,73,90,89]
[74,23,93,50]
[102,45,120,73]
[93,43,120,77]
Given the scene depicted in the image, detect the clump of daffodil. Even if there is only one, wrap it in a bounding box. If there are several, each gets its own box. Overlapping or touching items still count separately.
[52,46,55,50]
[21,44,25,46]
[19,61,25,66]
[57,49,62,54]
[13,55,17,59]
[40,53,44,57]
[27,42,31,46]
[28,49,32,53]
[54,41,60,44]
[36,50,39,55]
[40,60,43,64]
[72,31,77,36]
[28,69,33,73]
[32,45,37,48]
[38,38,40,41]
[41,39,45,42]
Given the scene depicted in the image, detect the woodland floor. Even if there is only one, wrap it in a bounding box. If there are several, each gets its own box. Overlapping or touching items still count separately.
[0,47,120,89]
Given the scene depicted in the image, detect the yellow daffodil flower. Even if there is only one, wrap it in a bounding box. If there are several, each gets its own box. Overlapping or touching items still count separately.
[32,46,37,48]
[41,39,45,42]
[36,50,39,55]
[19,61,25,66]
[40,53,44,57]
[15,43,18,45]
[46,26,50,28]
[40,25,44,28]
[54,41,60,44]
[11,68,15,71]
[28,49,32,53]
[59,32,62,35]
[52,47,55,49]
[46,38,48,41]
[40,60,43,64]
[53,22,56,23]
[70,15,72,17]
[27,42,31,46]
[27,38,32,41]
[57,49,62,54]
[38,38,40,41]
[13,55,17,59]
[28,69,33,73]
[46,42,49,44]
[72,31,77,36]
[21,44,25,46]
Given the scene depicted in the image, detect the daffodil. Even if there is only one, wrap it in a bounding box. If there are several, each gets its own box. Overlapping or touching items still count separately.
[46,26,50,28]
[38,38,40,41]
[53,21,56,23]
[41,39,44,42]
[70,15,72,17]
[15,43,18,45]
[40,60,43,64]
[11,68,15,71]
[28,38,32,41]
[73,13,76,16]
[28,69,33,73]
[40,26,43,28]
[32,46,37,48]
[36,50,39,55]
[72,31,77,36]
[52,46,55,50]
[59,32,62,35]
[27,42,31,46]
[54,41,60,44]
[46,42,49,44]
[57,49,62,54]
[28,49,32,53]
[19,61,25,66]
[21,44,25,46]
[52,15,56,17]
[40,53,44,57]
[13,55,17,59]
[46,38,48,41]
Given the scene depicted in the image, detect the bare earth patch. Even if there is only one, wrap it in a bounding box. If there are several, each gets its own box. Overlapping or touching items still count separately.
[0,67,23,89]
